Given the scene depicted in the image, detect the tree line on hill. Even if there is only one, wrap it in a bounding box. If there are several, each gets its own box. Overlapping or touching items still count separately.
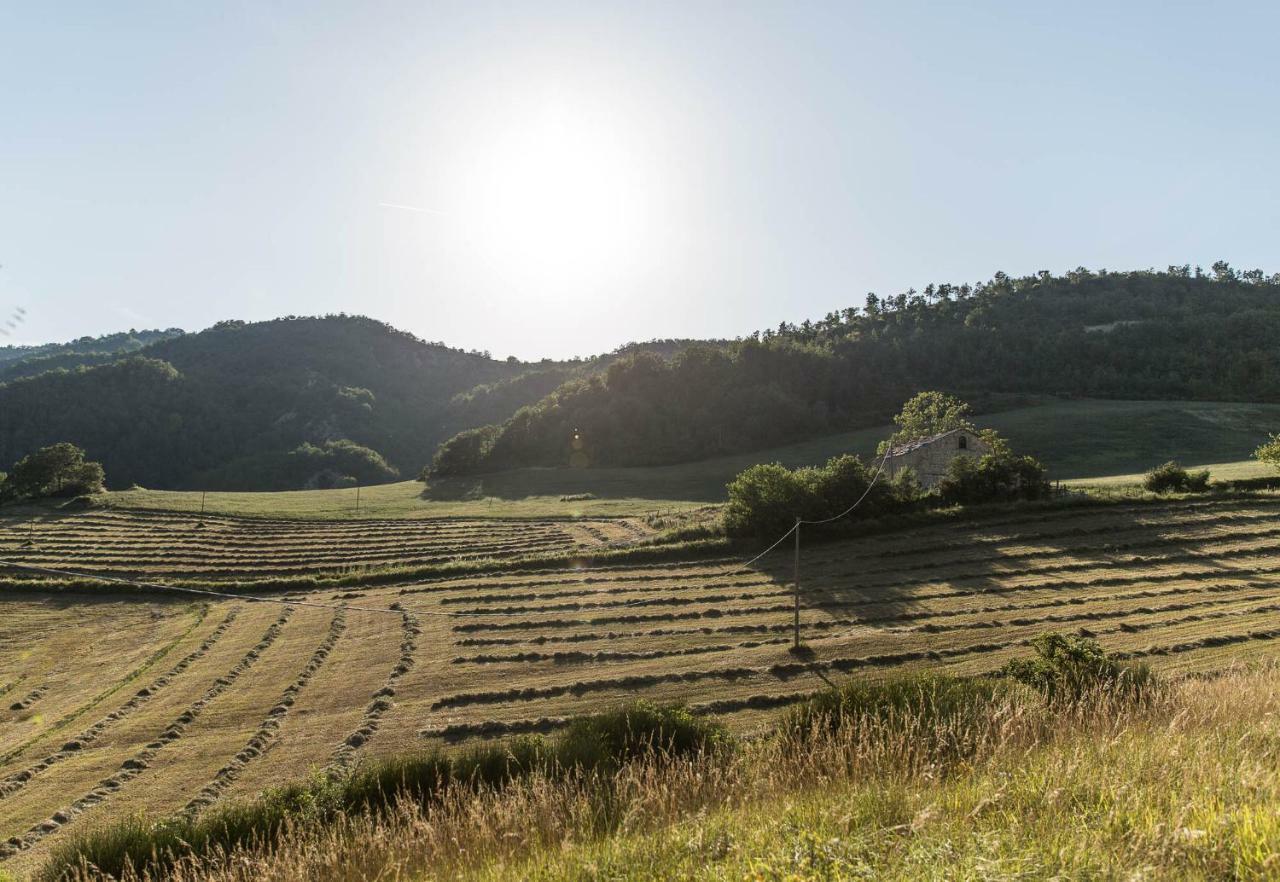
[0,315,715,491]
[429,263,1280,476]
[0,316,526,490]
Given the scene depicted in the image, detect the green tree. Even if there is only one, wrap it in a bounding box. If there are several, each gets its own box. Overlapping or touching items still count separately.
[878,391,976,454]
[1256,434,1280,471]
[0,442,105,502]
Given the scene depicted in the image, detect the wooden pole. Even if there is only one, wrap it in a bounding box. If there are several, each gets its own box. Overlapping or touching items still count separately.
[200,491,206,517]
[793,516,801,650]
[355,485,361,513]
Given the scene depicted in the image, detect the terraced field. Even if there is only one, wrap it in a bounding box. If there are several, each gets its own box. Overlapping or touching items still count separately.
[5,495,1280,875]
[0,508,652,580]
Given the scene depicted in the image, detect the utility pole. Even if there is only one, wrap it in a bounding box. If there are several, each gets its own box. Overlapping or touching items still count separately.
[355,485,361,513]
[793,516,802,650]
[200,491,206,517]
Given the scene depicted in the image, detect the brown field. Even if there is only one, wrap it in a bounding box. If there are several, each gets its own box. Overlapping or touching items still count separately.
[5,495,1280,875]
[0,508,653,580]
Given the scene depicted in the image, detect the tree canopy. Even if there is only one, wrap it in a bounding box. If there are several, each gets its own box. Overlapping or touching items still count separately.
[433,264,1280,475]
[0,442,105,502]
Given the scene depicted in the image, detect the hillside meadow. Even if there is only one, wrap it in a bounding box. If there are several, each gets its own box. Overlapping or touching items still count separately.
[7,492,1280,877]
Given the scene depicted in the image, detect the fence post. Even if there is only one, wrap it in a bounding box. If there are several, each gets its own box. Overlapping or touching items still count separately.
[793,516,802,650]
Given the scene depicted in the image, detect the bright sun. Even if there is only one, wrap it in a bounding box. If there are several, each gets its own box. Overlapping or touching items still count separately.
[456,96,659,291]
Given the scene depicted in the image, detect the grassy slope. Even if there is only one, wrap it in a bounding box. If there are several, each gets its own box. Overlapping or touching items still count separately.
[465,668,1280,882]
[104,398,1280,518]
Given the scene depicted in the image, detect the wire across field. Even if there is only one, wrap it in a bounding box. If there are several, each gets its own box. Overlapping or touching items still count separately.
[5,495,1280,874]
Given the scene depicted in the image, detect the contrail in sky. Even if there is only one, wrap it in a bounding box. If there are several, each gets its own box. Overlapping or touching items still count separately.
[378,201,447,215]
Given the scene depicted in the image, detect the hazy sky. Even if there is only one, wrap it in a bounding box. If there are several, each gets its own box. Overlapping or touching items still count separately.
[3,2,1279,360]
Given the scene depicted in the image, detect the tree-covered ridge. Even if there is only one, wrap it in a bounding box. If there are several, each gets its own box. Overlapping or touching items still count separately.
[0,316,527,490]
[0,328,185,382]
[431,264,1280,475]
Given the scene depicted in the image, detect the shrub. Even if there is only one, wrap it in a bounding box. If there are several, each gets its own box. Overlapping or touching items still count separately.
[1256,434,1280,471]
[1143,460,1210,494]
[553,701,731,773]
[936,450,1050,505]
[1003,632,1157,704]
[781,672,1004,741]
[724,454,914,537]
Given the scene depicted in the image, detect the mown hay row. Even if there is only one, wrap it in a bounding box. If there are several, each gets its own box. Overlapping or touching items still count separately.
[179,611,347,818]
[325,608,420,775]
[0,608,241,800]
[0,609,294,859]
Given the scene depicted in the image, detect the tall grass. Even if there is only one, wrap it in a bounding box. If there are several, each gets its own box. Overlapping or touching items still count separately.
[37,702,727,882]
[43,649,1280,882]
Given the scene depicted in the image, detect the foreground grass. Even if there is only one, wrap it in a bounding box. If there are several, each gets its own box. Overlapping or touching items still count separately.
[46,662,1280,882]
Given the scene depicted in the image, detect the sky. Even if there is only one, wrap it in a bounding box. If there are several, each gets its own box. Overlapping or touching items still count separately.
[2,1,1279,361]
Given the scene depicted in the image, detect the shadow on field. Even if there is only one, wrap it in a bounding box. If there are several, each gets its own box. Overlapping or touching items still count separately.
[742,504,1244,672]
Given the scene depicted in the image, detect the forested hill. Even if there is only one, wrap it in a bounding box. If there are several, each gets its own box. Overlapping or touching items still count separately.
[0,316,528,490]
[0,328,185,383]
[432,263,1280,475]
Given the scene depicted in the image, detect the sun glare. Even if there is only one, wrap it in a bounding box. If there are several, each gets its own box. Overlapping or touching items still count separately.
[457,96,659,291]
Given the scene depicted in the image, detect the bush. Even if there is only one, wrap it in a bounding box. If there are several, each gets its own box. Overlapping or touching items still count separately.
[1256,434,1280,471]
[781,672,1004,741]
[936,450,1050,505]
[1003,633,1157,704]
[1143,460,1210,494]
[724,454,917,537]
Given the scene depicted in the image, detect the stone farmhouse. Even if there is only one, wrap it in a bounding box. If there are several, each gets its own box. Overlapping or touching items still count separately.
[884,428,990,489]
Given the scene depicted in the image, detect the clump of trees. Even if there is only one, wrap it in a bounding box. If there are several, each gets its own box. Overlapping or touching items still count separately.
[1143,461,1210,494]
[193,440,399,491]
[0,442,105,503]
[724,455,919,537]
[937,449,1051,505]
[724,393,1049,536]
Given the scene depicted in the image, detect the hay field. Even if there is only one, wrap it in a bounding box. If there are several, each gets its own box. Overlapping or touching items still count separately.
[0,508,653,581]
[5,495,1280,874]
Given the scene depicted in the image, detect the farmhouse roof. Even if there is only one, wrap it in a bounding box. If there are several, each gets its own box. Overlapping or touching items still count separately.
[885,428,969,457]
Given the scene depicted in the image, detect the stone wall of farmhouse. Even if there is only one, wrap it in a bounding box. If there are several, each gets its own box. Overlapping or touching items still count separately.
[886,431,989,488]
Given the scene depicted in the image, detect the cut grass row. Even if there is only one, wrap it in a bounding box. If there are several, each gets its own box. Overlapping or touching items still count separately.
[0,610,294,859]
[0,609,238,801]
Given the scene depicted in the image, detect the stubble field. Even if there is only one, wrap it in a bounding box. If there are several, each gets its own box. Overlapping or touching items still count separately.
[4,494,1280,875]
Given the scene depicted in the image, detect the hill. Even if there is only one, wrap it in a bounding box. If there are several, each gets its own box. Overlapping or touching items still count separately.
[433,264,1280,475]
[0,317,525,490]
[0,322,723,493]
[0,328,184,384]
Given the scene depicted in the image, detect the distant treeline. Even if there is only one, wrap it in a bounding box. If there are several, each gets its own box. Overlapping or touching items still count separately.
[0,317,712,491]
[0,316,523,490]
[432,263,1280,475]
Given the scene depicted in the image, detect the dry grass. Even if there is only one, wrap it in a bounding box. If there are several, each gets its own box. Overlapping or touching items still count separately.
[45,663,1280,881]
